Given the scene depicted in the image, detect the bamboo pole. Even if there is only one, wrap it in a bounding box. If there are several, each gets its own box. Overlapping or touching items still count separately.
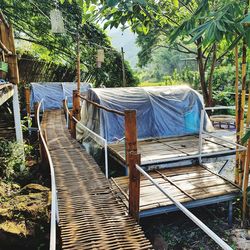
[240,40,247,139]
[242,139,250,224]
[76,33,80,92]
[239,37,248,187]
[247,50,250,127]
[235,45,241,184]
[121,47,126,87]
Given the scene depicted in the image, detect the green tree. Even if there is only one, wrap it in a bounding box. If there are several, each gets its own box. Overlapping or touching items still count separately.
[96,0,248,106]
[1,0,138,87]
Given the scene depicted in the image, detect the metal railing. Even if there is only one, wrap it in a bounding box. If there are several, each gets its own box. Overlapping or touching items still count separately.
[136,164,233,250]
[67,97,247,169]
[64,98,111,178]
[78,94,125,116]
[37,100,58,250]
[72,115,109,178]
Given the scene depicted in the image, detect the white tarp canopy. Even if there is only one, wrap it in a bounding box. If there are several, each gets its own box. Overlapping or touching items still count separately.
[79,86,213,143]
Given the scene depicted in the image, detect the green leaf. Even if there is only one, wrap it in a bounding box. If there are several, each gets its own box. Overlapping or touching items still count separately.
[241,130,250,145]
[136,0,146,5]
[103,20,113,30]
[173,0,179,8]
[194,0,208,16]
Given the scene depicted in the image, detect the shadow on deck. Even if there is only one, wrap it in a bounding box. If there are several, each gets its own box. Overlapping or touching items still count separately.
[42,109,153,250]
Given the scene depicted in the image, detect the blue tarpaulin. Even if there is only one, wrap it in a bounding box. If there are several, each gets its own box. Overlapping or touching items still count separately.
[79,86,213,143]
[30,82,91,110]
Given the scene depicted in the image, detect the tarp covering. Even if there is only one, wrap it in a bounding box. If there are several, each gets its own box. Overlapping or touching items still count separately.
[30,82,91,110]
[79,86,213,143]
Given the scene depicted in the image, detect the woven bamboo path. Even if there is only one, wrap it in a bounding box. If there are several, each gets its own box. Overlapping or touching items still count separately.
[42,110,153,250]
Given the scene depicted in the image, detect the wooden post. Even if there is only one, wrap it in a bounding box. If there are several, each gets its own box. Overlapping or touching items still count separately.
[125,110,140,221]
[243,139,250,224]
[5,25,19,84]
[72,90,81,139]
[121,47,126,87]
[34,102,39,127]
[39,130,49,170]
[70,110,74,136]
[25,87,31,116]
[62,99,67,114]
[76,33,81,92]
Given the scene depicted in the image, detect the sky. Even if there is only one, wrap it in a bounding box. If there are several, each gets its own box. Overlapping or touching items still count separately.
[107,27,140,69]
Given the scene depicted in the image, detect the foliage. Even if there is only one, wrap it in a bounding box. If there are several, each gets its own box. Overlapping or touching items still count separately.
[163,64,238,106]
[21,116,32,132]
[1,0,138,87]
[0,140,31,182]
[89,0,249,106]
[135,46,197,83]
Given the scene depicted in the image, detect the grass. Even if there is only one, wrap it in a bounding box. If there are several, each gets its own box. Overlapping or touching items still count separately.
[139,80,188,87]
[139,81,166,87]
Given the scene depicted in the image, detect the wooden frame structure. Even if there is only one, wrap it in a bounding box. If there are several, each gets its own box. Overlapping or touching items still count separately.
[65,94,244,225]
[0,11,23,142]
[61,94,242,248]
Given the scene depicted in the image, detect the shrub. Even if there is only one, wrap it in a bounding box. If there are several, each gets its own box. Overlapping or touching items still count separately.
[0,140,31,182]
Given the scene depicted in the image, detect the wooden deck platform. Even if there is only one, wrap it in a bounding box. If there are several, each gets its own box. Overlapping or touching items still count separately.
[108,134,238,167]
[42,110,152,250]
[111,165,240,218]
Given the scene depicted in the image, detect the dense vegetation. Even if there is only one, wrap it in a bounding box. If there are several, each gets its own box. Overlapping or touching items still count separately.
[91,0,250,106]
[1,0,139,87]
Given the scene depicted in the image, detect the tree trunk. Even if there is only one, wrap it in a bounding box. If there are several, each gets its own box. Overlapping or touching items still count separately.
[197,39,209,107]
[207,44,217,107]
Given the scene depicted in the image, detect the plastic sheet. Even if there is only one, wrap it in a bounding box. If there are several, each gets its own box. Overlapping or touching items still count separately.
[30,82,91,110]
[79,86,213,143]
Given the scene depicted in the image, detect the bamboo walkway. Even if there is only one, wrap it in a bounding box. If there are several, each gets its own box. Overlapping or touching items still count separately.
[42,110,152,250]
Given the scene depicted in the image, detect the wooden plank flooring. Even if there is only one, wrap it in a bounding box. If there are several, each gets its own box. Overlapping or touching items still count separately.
[42,110,153,250]
[111,165,240,212]
[108,135,236,165]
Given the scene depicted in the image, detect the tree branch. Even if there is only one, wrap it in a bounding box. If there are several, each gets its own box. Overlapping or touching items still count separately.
[176,43,197,55]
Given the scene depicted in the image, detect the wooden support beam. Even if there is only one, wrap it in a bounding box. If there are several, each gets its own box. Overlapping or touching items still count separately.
[125,110,137,161]
[128,153,141,222]
[70,110,75,137]
[0,40,12,55]
[25,87,31,116]
[124,110,140,222]
[72,90,81,139]
[4,25,19,84]
[39,130,49,170]
[34,102,39,127]
[0,11,10,29]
